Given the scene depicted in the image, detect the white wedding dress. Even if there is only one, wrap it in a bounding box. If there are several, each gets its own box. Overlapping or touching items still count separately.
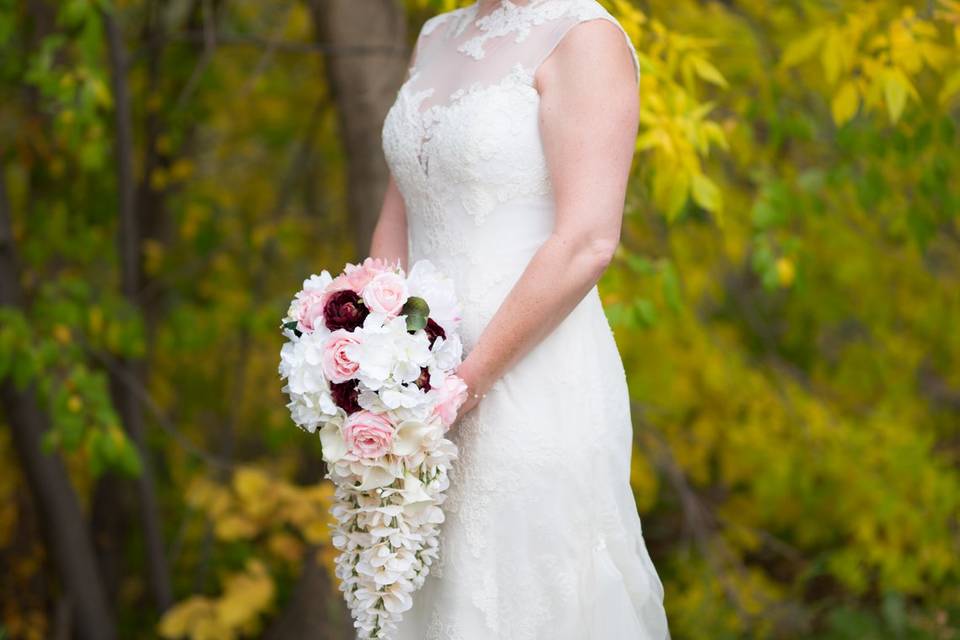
[381,1,670,638]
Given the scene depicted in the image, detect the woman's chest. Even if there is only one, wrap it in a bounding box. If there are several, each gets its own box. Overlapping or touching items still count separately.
[381,62,552,202]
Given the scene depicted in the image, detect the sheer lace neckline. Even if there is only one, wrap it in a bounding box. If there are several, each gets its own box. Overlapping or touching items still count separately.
[453,0,564,60]
[470,0,542,24]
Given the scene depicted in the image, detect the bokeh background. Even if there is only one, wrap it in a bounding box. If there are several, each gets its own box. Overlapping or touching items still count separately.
[1,0,959,638]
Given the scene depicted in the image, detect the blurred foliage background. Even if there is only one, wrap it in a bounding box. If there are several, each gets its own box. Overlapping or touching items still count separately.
[0,0,958,638]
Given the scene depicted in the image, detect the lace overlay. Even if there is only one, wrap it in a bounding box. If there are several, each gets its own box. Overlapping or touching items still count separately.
[383,1,668,638]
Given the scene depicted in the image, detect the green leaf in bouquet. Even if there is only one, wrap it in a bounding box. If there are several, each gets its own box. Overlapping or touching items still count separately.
[282,320,302,337]
[402,296,430,332]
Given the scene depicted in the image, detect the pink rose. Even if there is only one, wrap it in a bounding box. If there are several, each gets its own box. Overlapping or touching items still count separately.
[324,257,393,302]
[362,271,409,317]
[322,329,361,383]
[432,375,468,429]
[343,410,395,459]
[320,258,395,318]
[343,257,392,292]
[295,288,327,333]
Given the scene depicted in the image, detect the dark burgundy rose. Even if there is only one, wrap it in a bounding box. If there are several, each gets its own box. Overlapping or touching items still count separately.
[424,317,446,347]
[330,379,361,414]
[414,366,431,391]
[323,289,368,331]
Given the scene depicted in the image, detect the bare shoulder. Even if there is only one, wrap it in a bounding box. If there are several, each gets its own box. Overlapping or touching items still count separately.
[535,16,639,95]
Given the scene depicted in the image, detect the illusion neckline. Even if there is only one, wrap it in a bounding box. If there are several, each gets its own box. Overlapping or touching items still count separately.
[469,0,545,25]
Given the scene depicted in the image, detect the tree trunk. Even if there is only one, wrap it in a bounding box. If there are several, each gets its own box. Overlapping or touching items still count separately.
[101,7,174,612]
[264,550,352,640]
[0,170,117,640]
[265,3,410,636]
[308,0,409,257]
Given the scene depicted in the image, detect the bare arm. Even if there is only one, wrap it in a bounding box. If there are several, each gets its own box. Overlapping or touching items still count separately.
[370,24,429,269]
[369,173,409,270]
[455,20,640,416]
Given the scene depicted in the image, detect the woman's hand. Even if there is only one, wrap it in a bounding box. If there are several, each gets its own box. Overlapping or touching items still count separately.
[454,357,489,419]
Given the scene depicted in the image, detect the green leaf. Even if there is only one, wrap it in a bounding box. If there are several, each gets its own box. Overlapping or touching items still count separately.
[660,261,683,313]
[402,296,430,332]
[626,254,656,276]
[117,439,143,477]
[282,320,302,337]
[634,299,658,328]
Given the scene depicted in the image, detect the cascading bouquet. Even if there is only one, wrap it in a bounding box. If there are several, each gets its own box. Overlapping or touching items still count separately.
[278,257,467,639]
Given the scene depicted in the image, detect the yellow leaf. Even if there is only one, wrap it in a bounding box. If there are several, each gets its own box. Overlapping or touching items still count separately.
[53,324,72,345]
[158,596,216,638]
[304,519,332,545]
[67,395,83,413]
[267,532,304,563]
[883,67,916,123]
[150,168,168,191]
[920,42,950,71]
[691,56,728,88]
[636,129,665,152]
[233,466,270,502]
[169,159,194,182]
[653,169,690,221]
[831,81,860,125]
[939,69,960,105]
[780,29,825,69]
[214,514,259,541]
[776,257,796,287]
[820,28,844,85]
[216,560,275,629]
[691,172,722,213]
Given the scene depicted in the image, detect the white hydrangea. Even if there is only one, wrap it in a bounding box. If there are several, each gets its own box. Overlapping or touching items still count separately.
[406,259,462,334]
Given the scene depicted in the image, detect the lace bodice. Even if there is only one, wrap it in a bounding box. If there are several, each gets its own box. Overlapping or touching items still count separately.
[381,0,640,352]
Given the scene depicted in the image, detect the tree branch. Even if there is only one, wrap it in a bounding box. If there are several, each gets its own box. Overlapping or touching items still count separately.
[102,6,174,612]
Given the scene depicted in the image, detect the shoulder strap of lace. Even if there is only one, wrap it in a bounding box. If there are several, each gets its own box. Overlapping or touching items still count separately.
[407,11,458,75]
[530,0,641,85]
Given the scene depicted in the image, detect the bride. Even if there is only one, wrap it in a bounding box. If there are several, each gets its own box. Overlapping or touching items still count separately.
[371,0,670,637]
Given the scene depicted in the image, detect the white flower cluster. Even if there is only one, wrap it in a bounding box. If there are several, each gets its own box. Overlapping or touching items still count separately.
[278,258,467,639]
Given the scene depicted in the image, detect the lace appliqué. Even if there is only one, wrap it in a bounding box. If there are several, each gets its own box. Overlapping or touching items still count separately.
[384,61,549,233]
[426,607,466,640]
[458,0,618,61]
